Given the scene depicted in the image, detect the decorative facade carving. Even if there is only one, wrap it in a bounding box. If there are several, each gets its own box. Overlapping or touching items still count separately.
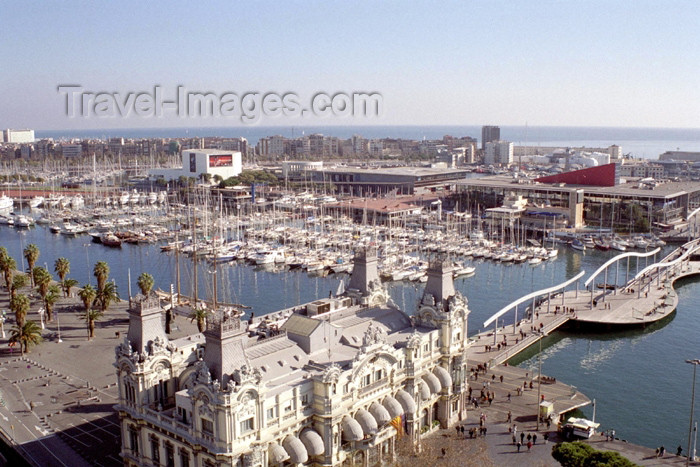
[232,365,263,387]
[322,363,342,383]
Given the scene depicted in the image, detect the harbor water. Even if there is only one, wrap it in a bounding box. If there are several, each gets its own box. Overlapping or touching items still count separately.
[0,224,697,451]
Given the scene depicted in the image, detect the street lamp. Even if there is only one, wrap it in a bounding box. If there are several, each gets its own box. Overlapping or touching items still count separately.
[56,306,62,343]
[536,329,548,432]
[0,310,6,338]
[686,359,700,467]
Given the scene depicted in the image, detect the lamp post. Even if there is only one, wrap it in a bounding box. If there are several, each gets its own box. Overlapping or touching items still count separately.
[56,306,62,343]
[536,329,548,431]
[0,310,6,338]
[686,359,700,467]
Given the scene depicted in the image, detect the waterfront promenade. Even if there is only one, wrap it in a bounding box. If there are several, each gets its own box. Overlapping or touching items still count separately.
[0,287,203,467]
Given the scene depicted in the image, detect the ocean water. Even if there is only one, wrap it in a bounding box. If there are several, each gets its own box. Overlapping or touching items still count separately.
[0,225,698,450]
[36,125,700,160]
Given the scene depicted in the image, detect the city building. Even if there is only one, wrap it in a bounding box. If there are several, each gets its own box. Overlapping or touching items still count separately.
[480,126,500,150]
[116,250,470,467]
[281,161,324,180]
[60,143,83,158]
[4,129,35,143]
[307,166,471,197]
[150,149,242,182]
[659,150,700,162]
[484,141,513,166]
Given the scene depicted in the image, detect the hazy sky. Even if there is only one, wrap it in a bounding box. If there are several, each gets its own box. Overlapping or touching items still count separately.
[2,1,700,130]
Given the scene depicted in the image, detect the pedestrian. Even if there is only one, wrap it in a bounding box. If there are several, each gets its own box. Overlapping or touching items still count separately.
[526,433,532,443]
[517,441,522,452]
[677,445,683,456]
[659,446,665,457]
[460,425,465,436]
[529,381,533,390]
[610,429,615,441]
[492,374,496,381]
[441,447,446,458]
[513,425,517,436]
[532,433,537,445]
[507,410,512,423]
[455,426,460,435]
[544,433,549,444]
[500,374,504,383]
[483,426,487,436]
[507,392,511,402]
[527,441,532,452]
[512,433,517,445]
[29,401,35,411]
[520,432,525,443]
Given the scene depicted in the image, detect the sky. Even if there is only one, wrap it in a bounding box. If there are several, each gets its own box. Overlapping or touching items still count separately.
[2,0,700,131]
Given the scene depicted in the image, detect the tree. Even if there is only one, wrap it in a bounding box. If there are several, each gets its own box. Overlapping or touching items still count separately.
[9,293,30,330]
[137,272,154,296]
[0,252,16,292]
[82,308,103,340]
[11,273,28,299]
[585,450,637,467]
[551,442,596,467]
[189,307,209,333]
[54,257,70,284]
[78,285,97,316]
[96,281,120,312]
[93,261,110,293]
[23,244,40,286]
[33,267,52,320]
[44,285,61,324]
[9,320,43,355]
[61,278,79,298]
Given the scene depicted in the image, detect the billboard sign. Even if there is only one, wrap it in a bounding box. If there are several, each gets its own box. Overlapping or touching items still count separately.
[209,154,233,167]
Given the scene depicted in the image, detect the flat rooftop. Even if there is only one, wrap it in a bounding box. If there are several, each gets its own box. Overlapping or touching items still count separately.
[457,175,700,199]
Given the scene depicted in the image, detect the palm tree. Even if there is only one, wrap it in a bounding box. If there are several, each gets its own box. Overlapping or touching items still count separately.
[93,261,110,293]
[96,281,120,312]
[33,267,52,320]
[189,307,209,333]
[44,285,61,323]
[78,284,97,315]
[9,320,43,355]
[54,257,70,286]
[137,272,154,296]
[9,293,30,329]
[82,308,103,340]
[11,273,27,299]
[0,253,16,292]
[61,278,79,298]
[23,244,40,286]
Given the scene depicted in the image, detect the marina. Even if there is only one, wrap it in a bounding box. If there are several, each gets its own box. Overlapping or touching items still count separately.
[0,218,698,453]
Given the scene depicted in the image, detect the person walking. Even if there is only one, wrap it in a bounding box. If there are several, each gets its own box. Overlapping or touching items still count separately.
[517,441,522,452]
[532,433,537,445]
[507,410,512,423]
[520,432,525,444]
[527,441,532,452]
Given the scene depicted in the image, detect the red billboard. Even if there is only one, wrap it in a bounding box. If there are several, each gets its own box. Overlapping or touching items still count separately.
[209,154,233,167]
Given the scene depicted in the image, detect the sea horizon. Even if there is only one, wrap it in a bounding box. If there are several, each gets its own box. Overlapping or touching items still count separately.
[35,124,700,159]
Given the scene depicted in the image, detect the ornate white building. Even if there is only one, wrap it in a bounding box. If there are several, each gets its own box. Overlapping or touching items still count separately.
[115,249,471,466]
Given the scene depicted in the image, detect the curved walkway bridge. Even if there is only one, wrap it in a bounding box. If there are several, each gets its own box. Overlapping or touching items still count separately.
[471,238,700,368]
